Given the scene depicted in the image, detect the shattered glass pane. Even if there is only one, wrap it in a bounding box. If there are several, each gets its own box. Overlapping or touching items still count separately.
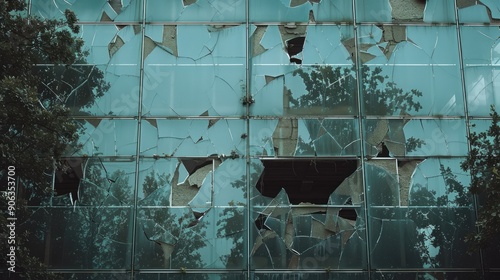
[136,206,246,269]
[25,159,137,268]
[458,4,491,23]
[403,119,468,156]
[360,26,463,116]
[142,25,246,117]
[249,119,359,157]
[31,0,143,22]
[460,26,500,117]
[367,158,479,269]
[66,119,138,156]
[141,119,246,157]
[251,25,356,117]
[251,158,366,269]
[249,0,353,22]
[422,0,455,23]
[371,272,483,280]
[146,0,245,22]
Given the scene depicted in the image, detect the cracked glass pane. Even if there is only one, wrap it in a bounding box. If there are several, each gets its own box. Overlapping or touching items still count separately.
[458,4,491,23]
[403,119,468,156]
[31,0,143,22]
[408,159,478,268]
[251,159,366,269]
[67,119,138,156]
[23,158,136,268]
[360,25,463,116]
[368,158,479,269]
[34,24,142,117]
[422,0,455,23]
[250,0,352,22]
[142,25,246,117]
[371,272,482,280]
[146,0,245,22]
[365,118,467,157]
[460,26,500,117]
[249,119,360,157]
[141,119,246,157]
[251,25,356,117]
[136,157,247,269]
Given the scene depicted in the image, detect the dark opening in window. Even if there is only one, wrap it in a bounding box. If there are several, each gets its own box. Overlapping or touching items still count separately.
[286,36,305,64]
[257,159,358,205]
[54,158,84,201]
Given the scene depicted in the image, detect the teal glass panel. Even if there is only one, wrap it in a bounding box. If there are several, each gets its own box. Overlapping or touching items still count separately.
[372,272,483,280]
[136,206,246,269]
[360,26,463,116]
[423,0,455,23]
[460,26,500,117]
[31,0,143,22]
[250,0,352,22]
[367,159,480,268]
[249,119,359,157]
[136,274,247,280]
[142,25,246,117]
[355,0,391,22]
[364,118,467,157]
[146,0,245,22]
[140,119,246,157]
[67,119,138,157]
[21,206,133,269]
[458,4,491,23]
[252,272,368,280]
[251,25,356,117]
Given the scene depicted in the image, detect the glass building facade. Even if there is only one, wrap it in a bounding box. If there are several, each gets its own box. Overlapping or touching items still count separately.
[15,0,500,279]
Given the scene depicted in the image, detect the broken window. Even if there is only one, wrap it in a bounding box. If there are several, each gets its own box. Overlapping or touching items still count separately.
[53,158,85,204]
[142,24,246,117]
[31,0,143,22]
[251,24,356,117]
[458,0,500,23]
[141,119,246,157]
[146,0,245,22]
[257,159,358,205]
[250,158,365,269]
[250,119,360,157]
[137,157,247,269]
[356,0,455,23]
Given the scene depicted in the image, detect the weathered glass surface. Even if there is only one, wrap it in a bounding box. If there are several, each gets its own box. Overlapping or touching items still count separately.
[143,25,246,117]
[461,26,500,117]
[31,0,143,22]
[146,0,245,22]
[17,0,499,278]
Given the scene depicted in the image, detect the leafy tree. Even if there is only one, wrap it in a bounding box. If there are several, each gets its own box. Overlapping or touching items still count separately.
[1,0,107,277]
[461,106,500,250]
[0,0,108,190]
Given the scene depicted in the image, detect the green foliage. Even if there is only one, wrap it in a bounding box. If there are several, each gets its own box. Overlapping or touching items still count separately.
[461,105,500,250]
[0,0,107,187]
[0,0,107,277]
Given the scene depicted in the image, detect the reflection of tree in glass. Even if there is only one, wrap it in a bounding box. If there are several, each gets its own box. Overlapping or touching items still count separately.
[408,165,472,268]
[138,170,208,278]
[215,160,263,273]
[291,65,422,115]
[461,106,500,250]
[291,65,425,154]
